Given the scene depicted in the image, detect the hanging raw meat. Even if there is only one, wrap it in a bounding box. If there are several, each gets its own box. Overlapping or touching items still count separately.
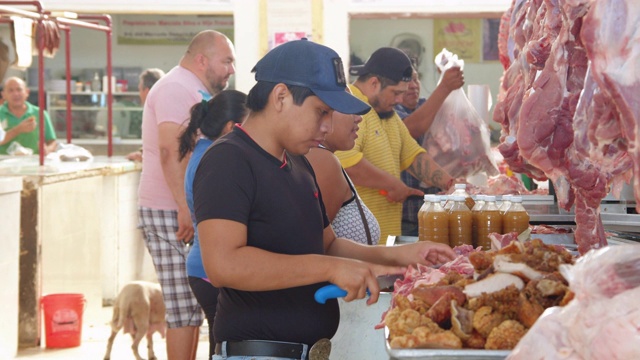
[494,0,638,254]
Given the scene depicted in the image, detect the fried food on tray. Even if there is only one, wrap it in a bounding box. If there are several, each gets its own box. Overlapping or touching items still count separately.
[472,306,506,339]
[384,239,576,351]
[389,327,462,349]
[468,285,521,318]
[414,328,462,349]
[485,320,527,350]
[464,331,487,349]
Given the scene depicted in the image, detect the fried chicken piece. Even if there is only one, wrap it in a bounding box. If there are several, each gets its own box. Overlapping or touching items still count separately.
[413,328,462,349]
[389,334,419,349]
[559,290,575,306]
[517,292,544,328]
[412,285,466,307]
[394,294,412,311]
[419,314,443,333]
[469,251,494,272]
[464,330,487,349]
[467,285,521,318]
[426,292,456,325]
[537,278,568,297]
[410,299,431,314]
[485,320,527,350]
[438,270,465,286]
[386,308,421,336]
[472,306,506,338]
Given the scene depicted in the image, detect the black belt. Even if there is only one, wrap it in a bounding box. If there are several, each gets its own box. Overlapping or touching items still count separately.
[215,340,308,359]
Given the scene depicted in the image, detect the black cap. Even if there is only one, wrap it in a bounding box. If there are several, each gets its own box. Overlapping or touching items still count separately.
[349,47,413,82]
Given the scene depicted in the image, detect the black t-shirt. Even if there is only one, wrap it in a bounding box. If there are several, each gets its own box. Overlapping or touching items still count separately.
[193,125,338,345]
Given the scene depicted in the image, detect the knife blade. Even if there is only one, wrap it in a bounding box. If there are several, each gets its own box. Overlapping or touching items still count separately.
[314,274,403,304]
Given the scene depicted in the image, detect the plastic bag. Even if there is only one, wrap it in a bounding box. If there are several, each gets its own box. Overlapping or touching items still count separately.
[7,141,34,155]
[421,49,499,179]
[47,143,93,162]
[508,245,640,359]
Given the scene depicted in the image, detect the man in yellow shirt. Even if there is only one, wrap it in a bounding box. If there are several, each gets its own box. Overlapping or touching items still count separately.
[335,47,453,243]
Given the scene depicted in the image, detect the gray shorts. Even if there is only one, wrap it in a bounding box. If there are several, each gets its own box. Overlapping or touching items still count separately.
[138,207,203,328]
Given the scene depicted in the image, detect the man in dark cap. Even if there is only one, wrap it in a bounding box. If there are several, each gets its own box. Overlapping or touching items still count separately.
[335,47,454,244]
[193,39,456,359]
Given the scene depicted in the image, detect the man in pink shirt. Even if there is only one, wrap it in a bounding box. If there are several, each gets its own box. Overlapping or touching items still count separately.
[138,30,235,360]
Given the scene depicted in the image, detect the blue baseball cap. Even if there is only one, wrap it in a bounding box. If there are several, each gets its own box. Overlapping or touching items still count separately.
[252,39,371,115]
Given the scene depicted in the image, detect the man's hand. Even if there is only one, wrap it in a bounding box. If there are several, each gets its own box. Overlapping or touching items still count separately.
[16,117,37,133]
[383,183,424,203]
[439,67,465,92]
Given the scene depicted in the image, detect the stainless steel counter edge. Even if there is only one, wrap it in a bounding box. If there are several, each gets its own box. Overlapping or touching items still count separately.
[0,155,141,186]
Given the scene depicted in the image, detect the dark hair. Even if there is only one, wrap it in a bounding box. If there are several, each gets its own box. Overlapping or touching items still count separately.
[139,68,165,90]
[246,81,314,112]
[356,73,399,89]
[178,89,248,160]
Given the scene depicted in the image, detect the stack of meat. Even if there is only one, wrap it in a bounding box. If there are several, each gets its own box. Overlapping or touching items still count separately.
[494,0,639,254]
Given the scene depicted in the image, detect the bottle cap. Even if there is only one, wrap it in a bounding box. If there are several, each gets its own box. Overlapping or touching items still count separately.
[501,194,512,201]
[485,195,497,202]
[454,183,466,190]
[475,194,486,201]
[452,195,466,201]
[511,196,523,202]
[430,195,441,202]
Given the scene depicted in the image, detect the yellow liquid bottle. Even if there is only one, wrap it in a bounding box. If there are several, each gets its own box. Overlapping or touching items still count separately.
[424,195,449,245]
[502,196,530,235]
[448,195,473,247]
[477,195,503,250]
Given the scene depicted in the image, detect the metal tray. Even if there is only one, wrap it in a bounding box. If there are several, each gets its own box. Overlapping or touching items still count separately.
[385,327,509,360]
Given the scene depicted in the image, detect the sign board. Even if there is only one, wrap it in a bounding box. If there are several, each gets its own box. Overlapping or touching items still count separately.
[117,15,234,45]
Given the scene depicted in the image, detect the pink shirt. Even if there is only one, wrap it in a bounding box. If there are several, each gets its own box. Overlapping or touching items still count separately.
[138,66,210,210]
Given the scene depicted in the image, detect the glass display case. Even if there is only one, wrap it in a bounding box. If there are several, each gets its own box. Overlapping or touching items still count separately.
[46,92,142,140]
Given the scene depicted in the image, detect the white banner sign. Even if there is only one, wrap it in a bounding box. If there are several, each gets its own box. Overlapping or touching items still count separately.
[117,15,234,45]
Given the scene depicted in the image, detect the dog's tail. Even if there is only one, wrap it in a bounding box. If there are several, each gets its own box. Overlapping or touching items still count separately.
[110,301,126,332]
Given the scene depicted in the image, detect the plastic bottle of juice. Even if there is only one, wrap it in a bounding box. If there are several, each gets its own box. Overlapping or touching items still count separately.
[448,195,473,247]
[443,194,454,211]
[499,194,513,215]
[448,183,475,210]
[471,195,486,247]
[417,195,432,242]
[424,195,449,245]
[477,195,503,250]
[502,195,530,235]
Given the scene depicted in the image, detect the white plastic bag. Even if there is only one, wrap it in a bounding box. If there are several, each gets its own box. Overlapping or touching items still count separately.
[48,143,93,162]
[422,49,499,179]
[508,245,640,359]
[7,141,34,155]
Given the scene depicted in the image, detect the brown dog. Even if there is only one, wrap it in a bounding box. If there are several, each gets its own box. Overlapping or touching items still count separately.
[104,281,166,360]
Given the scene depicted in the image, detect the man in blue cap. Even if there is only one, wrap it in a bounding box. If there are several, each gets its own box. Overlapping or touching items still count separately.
[193,39,456,360]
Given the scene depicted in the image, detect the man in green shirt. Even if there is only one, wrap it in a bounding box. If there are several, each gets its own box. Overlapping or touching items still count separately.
[0,77,57,155]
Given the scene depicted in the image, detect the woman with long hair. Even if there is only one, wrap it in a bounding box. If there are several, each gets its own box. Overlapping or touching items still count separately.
[179,89,248,359]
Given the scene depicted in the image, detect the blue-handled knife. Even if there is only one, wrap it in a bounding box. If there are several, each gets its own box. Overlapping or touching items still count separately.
[314,274,403,304]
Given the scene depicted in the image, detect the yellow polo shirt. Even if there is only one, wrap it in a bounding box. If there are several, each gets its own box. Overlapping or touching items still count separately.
[335,85,426,244]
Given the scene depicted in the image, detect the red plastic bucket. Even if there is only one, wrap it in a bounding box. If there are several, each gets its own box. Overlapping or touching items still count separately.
[41,293,85,348]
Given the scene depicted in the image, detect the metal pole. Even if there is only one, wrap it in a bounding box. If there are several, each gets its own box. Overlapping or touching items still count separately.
[63,26,71,144]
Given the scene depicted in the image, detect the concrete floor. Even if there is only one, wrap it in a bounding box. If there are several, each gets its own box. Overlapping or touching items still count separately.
[14,305,211,360]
